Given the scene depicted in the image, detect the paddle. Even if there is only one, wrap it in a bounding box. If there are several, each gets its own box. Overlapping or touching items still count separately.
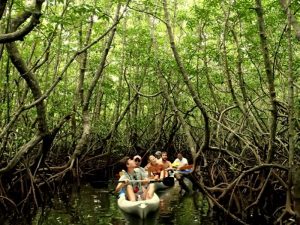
[119,176,174,187]
[177,164,193,171]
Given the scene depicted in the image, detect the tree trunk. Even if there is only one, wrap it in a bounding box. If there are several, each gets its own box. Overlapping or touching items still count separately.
[162,0,210,159]
[157,66,197,160]
[69,4,121,167]
[255,0,278,163]
[221,3,240,109]
[0,0,45,43]
[0,0,49,174]
[199,24,220,112]
[286,0,296,215]
[0,0,8,20]
[279,0,300,41]
[72,15,94,148]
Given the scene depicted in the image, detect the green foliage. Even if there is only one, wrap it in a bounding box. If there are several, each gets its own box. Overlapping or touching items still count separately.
[10,0,27,11]
[69,4,108,21]
[0,0,299,164]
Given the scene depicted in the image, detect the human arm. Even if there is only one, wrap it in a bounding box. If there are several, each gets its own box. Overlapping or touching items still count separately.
[115,175,129,193]
[172,159,180,169]
[159,164,165,180]
[147,166,152,178]
[115,182,126,193]
[142,178,150,186]
[165,161,173,170]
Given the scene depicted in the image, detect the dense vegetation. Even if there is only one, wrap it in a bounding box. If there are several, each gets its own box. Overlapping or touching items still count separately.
[0,0,300,224]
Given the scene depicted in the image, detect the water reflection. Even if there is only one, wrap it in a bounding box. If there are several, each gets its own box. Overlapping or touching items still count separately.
[156,184,209,225]
[121,211,158,225]
[32,185,125,225]
[31,182,212,225]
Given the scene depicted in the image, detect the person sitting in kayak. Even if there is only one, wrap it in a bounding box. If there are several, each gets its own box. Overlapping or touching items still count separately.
[159,151,173,177]
[146,155,165,180]
[172,152,188,170]
[115,156,155,201]
[133,155,146,176]
[154,151,162,160]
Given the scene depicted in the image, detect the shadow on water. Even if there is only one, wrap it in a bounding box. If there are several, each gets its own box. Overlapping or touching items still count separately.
[22,182,214,225]
[155,184,214,225]
[120,211,159,225]
[31,185,126,225]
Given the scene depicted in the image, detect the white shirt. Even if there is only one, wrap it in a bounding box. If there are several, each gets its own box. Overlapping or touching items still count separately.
[173,157,188,167]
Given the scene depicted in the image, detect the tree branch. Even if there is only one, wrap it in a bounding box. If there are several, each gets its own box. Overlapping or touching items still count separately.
[0,0,45,43]
[279,0,300,41]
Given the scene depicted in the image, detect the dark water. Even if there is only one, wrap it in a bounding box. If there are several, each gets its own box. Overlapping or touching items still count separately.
[31,183,214,225]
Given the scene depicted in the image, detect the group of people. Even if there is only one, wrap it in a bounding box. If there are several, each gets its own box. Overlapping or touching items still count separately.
[115,152,188,201]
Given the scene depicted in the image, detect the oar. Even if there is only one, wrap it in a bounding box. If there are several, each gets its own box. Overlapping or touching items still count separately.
[160,176,175,186]
[176,164,193,171]
[120,176,174,187]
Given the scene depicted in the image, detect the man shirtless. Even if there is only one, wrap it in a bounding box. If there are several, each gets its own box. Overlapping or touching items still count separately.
[159,151,173,177]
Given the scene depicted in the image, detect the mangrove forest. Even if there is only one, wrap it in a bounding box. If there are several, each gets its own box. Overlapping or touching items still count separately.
[0,0,300,224]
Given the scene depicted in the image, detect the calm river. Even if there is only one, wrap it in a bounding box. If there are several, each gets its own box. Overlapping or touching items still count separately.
[30,182,214,225]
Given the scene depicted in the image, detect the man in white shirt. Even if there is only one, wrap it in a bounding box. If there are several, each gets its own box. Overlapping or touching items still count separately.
[172,153,188,170]
[172,153,191,194]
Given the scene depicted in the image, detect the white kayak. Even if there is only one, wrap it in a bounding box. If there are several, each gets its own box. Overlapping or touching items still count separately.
[117,193,160,219]
[155,182,171,191]
[155,174,175,191]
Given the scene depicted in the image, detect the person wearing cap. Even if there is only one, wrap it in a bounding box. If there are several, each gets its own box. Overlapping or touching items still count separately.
[115,156,153,201]
[155,151,162,160]
[133,155,158,197]
[133,155,146,176]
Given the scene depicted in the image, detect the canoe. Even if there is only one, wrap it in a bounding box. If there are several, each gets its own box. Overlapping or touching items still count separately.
[174,169,193,194]
[117,192,160,219]
[154,176,175,191]
[155,182,170,190]
[175,169,192,174]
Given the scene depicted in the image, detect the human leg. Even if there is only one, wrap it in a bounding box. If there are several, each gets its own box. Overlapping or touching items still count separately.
[126,185,136,201]
[141,186,148,200]
[145,183,155,199]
